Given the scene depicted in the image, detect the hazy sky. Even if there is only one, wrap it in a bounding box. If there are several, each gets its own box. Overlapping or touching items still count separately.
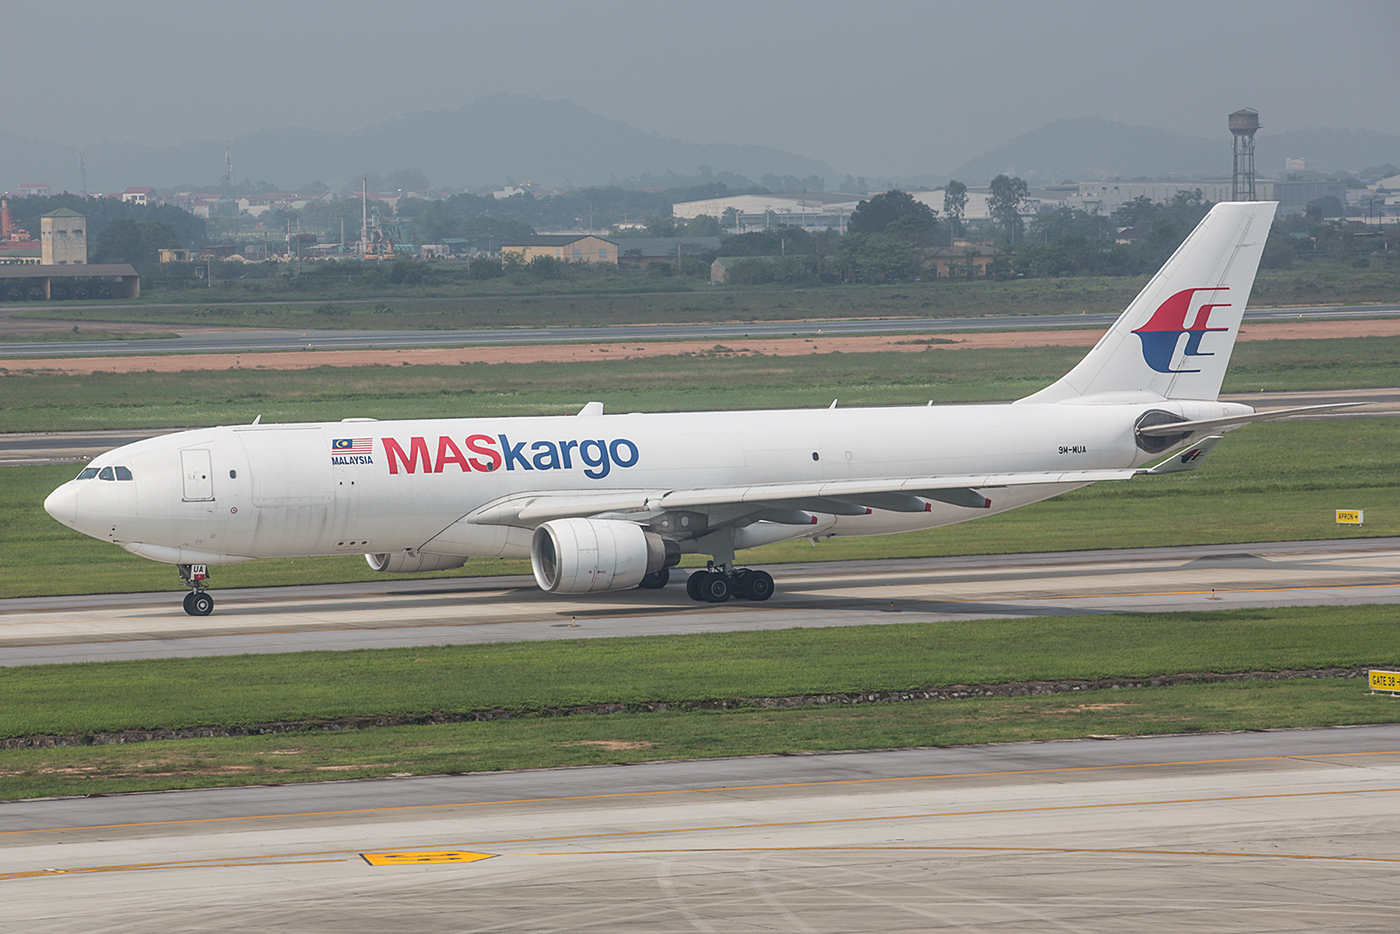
[5,0,1396,176]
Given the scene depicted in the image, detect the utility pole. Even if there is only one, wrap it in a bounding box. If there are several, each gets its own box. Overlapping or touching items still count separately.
[224,143,233,200]
[361,178,369,261]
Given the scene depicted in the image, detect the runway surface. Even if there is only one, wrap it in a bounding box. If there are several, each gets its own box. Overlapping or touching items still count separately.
[4,538,1398,666]
[2,302,1396,358]
[3,726,1398,932]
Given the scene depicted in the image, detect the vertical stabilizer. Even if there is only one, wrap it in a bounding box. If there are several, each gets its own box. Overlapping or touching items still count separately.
[1017,201,1277,404]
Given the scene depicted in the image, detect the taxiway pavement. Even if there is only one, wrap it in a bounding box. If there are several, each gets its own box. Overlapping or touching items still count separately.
[4,538,1397,666]
[2,302,1396,359]
[3,726,1398,932]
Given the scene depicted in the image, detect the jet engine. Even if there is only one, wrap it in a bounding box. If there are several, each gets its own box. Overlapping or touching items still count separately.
[366,551,469,573]
[531,518,679,594]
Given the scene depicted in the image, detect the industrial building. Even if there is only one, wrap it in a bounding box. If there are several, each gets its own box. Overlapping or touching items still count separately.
[673,190,1009,232]
[0,199,40,264]
[40,208,87,264]
[500,234,619,264]
[672,193,863,232]
[0,207,139,300]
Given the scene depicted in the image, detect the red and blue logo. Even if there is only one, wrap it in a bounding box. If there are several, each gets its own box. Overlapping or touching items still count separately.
[1131,287,1231,374]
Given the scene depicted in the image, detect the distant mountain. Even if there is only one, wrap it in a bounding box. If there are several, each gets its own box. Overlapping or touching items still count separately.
[0,94,833,194]
[1256,127,1400,176]
[946,117,1400,184]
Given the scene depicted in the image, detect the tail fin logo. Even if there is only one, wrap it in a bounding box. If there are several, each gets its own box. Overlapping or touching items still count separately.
[1131,287,1232,373]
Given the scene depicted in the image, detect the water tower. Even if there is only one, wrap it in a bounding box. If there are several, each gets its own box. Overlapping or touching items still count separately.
[1229,108,1260,201]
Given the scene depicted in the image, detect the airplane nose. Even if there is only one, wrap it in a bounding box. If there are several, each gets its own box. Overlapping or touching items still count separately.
[44,483,77,526]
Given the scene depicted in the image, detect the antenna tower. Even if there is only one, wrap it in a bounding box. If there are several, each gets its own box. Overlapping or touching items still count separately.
[1229,109,1259,202]
[80,156,87,197]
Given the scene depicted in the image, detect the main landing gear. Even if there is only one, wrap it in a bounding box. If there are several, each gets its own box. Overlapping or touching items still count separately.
[177,564,214,617]
[684,566,774,603]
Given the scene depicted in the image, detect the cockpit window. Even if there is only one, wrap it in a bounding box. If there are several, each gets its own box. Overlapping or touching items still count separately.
[76,467,99,480]
[115,466,133,481]
[97,467,115,481]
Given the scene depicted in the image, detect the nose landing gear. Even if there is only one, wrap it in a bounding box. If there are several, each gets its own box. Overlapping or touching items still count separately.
[685,566,775,603]
[178,564,215,616]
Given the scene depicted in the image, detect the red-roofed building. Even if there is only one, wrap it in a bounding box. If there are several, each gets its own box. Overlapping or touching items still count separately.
[120,186,156,205]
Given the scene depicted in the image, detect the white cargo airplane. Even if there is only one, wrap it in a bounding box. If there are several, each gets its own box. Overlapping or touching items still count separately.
[45,201,1340,616]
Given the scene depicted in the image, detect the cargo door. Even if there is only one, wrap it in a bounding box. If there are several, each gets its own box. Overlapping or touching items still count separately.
[237,429,334,507]
[180,449,215,502]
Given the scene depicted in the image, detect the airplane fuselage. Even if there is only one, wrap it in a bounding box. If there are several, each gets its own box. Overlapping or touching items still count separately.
[45,397,1247,566]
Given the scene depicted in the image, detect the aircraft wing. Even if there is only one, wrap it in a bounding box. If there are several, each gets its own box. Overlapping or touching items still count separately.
[464,467,1154,528]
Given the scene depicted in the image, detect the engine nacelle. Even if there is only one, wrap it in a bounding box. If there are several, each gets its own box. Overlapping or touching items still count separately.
[365,551,469,574]
[531,518,679,594]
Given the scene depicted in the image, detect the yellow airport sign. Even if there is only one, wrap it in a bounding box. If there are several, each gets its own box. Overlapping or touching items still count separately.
[362,851,496,866]
[1369,670,1400,694]
[1336,509,1363,525]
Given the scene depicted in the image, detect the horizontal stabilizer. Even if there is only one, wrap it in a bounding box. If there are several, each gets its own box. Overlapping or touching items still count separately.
[1143,436,1224,474]
[1136,403,1362,438]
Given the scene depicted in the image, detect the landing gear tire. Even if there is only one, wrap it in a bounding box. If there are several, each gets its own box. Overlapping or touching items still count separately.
[699,572,732,603]
[686,570,705,601]
[639,567,670,589]
[739,569,774,601]
[182,592,195,615]
[186,592,214,617]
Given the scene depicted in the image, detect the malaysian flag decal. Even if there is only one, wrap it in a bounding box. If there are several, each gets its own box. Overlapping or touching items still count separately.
[331,438,374,464]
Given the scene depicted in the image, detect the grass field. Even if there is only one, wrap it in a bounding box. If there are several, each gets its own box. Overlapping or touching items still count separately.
[13,278,1154,330]
[0,330,179,344]
[7,605,1395,737]
[11,256,1395,331]
[2,604,1396,798]
[5,333,1400,433]
[4,417,1397,598]
[4,680,1393,800]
